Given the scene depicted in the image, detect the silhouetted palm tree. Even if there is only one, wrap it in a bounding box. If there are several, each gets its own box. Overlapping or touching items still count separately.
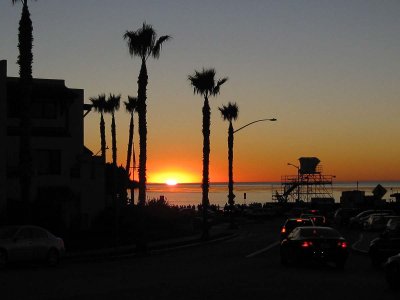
[105,94,121,166]
[219,102,239,228]
[124,96,138,174]
[12,0,35,215]
[123,23,171,206]
[188,68,228,240]
[124,96,138,204]
[89,94,107,162]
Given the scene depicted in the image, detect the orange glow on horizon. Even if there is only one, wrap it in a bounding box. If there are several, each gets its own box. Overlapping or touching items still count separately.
[148,170,201,184]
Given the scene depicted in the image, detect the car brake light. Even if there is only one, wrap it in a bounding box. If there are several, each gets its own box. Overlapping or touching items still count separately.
[338,241,347,248]
[296,219,303,222]
[281,227,286,233]
[301,241,313,248]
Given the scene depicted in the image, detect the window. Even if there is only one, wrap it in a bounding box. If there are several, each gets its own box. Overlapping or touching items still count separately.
[16,228,33,240]
[35,149,61,175]
[31,100,57,119]
[32,228,48,239]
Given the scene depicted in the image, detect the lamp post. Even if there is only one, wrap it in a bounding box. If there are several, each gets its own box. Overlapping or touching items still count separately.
[228,117,277,228]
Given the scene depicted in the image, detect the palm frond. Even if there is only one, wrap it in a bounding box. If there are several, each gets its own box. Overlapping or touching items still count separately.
[189,68,228,98]
[212,77,228,96]
[219,102,239,121]
[152,35,172,58]
[89,94,107,113]
[124,22,166,60]
[124,96,139,113]
[104,93,121,113]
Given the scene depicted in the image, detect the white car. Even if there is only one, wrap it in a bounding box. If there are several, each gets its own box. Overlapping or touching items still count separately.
[0,225,65,268]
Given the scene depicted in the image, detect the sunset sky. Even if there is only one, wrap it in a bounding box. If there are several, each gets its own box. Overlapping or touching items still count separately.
[1,1,400,183]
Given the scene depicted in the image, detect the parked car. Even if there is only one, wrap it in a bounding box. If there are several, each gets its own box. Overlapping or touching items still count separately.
[300,213,327,226]
[369,235,400,267]
[384,253,400,290]
[384,218,400,237]
[280,218,314,241]
[349,210,394,229]
[363,215,399,231]
[280,226,349,269]
[0,225,65,268]
[333,208,359,227]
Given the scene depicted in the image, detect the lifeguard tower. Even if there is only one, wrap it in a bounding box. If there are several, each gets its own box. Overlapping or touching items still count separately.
[274,157,335,203]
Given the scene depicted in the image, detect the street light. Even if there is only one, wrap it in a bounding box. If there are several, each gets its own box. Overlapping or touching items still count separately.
[233,118,277,134]
[227,117,277,228]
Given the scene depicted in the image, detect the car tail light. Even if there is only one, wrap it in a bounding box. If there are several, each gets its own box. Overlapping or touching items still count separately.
[281,227,286,233]
[338,241,347,248]
[296,219,303,222]
[301,241,313,248]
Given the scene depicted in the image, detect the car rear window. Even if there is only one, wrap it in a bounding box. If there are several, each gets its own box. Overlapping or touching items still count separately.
[0,226,19,239]
[300,227,341,238]
[285,219,313,231]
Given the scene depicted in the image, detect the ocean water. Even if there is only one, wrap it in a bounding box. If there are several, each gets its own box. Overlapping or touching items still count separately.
[130,181,400,207]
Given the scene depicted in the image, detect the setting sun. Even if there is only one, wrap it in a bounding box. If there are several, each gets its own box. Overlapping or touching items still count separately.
[166,179,178,186]
[148,170,200,184]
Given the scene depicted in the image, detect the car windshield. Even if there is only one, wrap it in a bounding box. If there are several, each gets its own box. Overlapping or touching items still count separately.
[300,228,341,238]
[0,226,20,239]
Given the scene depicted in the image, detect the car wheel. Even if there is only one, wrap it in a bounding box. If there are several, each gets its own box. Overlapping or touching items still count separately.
[46,249,60,267]
[0,250,7,269]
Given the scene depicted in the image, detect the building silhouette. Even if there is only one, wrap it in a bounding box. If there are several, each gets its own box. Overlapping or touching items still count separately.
[0,60,105,230]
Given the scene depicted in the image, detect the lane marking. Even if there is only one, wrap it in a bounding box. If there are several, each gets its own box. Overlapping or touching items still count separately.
[246,241,280,258]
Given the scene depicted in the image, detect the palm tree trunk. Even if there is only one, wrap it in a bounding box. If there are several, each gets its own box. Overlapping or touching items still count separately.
[126,113,134,172]
[100,113,106,162]
[202,96,210,240]
[111,113,117,166]
[126,113,134,204]
[137,59,148,206]
[18,1,33,222]
[228,122,235,206]
[228,122,236,228]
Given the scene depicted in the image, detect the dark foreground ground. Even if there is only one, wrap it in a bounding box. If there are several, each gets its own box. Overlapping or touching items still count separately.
[0,217,398,300]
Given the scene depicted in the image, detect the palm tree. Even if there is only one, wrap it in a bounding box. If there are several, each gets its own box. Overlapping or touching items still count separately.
[124,96,138,204]
[188,68,228,240]
[12,0,35,217]
[105,94,121,166]
[89,94,107,162]
[123,23,171,206]
[219,102,239,228]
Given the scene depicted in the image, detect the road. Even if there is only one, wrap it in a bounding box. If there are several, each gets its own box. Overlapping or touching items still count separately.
[0,217,398,300]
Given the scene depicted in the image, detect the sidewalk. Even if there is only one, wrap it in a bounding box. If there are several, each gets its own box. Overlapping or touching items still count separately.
[65,223,237,262]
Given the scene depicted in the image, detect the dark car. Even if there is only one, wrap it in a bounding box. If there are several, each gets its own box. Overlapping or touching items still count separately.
[350,210,395,229]
[280,226,349,269]
[280,218,314,241]
[0,225,65,268]
[300,213,327,226]
[384,253,400,290]
[369,235,400,267]
[333,208,359,227]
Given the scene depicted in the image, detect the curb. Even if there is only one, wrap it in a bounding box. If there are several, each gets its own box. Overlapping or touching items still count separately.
[64,231,238,263]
